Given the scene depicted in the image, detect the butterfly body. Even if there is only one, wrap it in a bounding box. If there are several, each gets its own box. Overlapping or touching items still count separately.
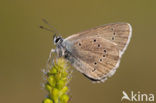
[52,23,132,82]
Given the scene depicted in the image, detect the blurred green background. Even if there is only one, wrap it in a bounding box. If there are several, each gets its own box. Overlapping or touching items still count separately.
[0,0,156,103]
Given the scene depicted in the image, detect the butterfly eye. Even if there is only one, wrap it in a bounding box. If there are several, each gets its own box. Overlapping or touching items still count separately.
[55,38,60,43]
[94,62,97,65]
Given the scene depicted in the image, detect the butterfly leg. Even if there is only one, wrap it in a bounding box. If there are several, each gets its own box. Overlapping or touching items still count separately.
[45,49,56,72]
[47,49,56,63]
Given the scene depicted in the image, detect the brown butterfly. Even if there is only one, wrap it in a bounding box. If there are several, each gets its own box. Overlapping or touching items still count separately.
[43,22,132,82]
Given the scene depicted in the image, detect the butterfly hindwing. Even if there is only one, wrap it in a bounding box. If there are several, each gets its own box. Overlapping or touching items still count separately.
[63,36,120,81]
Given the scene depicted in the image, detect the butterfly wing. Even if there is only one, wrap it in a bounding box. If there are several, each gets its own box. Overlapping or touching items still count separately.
[64,23,132,56]
[63,36,120,82]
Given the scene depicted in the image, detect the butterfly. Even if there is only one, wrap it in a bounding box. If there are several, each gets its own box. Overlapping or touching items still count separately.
[41,21,132,83]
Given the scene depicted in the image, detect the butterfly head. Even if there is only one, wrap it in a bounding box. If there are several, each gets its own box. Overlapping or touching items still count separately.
[53,35,63,45]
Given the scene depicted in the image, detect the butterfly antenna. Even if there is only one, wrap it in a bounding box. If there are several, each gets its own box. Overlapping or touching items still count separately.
[42,18,59,34]
[39,25,56,34]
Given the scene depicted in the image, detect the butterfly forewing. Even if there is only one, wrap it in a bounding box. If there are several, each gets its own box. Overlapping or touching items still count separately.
[65,23,132,56]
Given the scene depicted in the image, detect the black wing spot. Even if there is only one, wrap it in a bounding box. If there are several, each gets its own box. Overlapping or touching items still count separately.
[103,55,105,57]
[112,37,115,40]
[98,44,100,47]
[79,43,81,46]
[104,49,107,53]
[94,39,96,42]
[94,62,97,65]
[100,59,102,62]
[113,32,116,35]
